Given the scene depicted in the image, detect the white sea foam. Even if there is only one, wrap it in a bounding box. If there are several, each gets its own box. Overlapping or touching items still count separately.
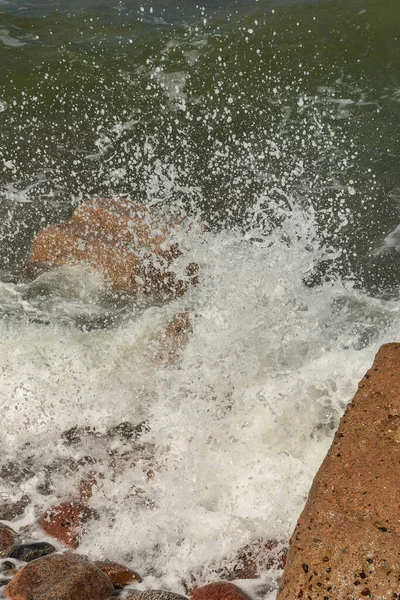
[0,202,399,597]
[0,28,25,47]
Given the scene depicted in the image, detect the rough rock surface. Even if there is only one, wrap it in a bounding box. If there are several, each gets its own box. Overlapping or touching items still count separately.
[230,539,287,579]
[26,198,197,296]
[5,542,56,562]
[125,592,188,600]
[93,560,141,588]
[190,582,251,600]
[4,553,113,600]
[0,524,18,553]
[277,343,400,600]
[39,500,98,548]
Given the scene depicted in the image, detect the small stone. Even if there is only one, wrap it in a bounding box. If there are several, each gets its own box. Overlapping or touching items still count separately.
[124,592,188,600]
[93,560,141,588]
[6,542,56,562]
[0,560,17,572]
[190,583,251,600]
[39,500,98,548]
[0,524,18,553]
[4,553,114,600]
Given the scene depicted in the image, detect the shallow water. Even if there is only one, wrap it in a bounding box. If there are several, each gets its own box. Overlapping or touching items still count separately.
[0,0,400,597]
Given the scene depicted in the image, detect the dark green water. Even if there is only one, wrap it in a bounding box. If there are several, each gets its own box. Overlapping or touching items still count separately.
[0,0,400,291]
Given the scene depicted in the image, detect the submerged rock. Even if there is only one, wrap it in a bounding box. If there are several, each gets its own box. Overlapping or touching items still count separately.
[93,560,141,588]
[230,539,287,579]
[4,553,114,600]
[39,500,98,549]
[124,592,188,600]
[5,542,56,562]
[277,343,400,599]
[158,310,192,364]
[189,582,251,600]
[26,198,198,297]
[0,524,18,553]
[0,496,31,521]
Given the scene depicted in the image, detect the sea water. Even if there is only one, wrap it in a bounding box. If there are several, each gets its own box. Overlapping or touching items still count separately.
[0,0,400,597]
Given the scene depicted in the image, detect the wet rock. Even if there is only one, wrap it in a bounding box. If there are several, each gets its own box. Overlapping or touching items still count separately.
[107,421,150,442]
[231,539,287,578]
[4,553,114,600]
[26,198,198,297]
[0,496,30,521]
[277,343,400,600]
[124,592,188,600]
[61,425,104,446]
[93,560,141,588]
[0,560,18,573]
[78,471,103,503]
[0,462,35,485]
[189,582,251,600]
[39,500,98,548]
[0,524,18,552]
[0,559,22,584]
[5,542,56,562]
[158,311,192,363]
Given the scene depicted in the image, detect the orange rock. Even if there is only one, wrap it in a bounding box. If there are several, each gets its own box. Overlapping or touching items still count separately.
[190,582,251,600]
[39,500,98,549]
[277,343,400,600]
[4,553,113,600]
[26,198,198,297]
[231,539,287,578]
[0,523,18,552]
[93,560,141,588]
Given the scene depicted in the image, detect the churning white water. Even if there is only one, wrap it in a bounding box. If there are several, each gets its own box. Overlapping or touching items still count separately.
[1,196,400,598]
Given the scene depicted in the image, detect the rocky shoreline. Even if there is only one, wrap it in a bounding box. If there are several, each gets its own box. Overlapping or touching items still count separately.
[0,345,398,599]
[1,200,397,599]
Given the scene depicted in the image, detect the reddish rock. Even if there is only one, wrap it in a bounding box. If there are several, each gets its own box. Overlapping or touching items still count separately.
[78,471,103,503]
[26,198,198,297]
[0,523,18,552]
[231,539,287,578]
[4,553,113,600]
[39,500,98,549]
[158,311,192,364]
[277,343,400,600]
[190,582,251,600]
[93,560,141,588]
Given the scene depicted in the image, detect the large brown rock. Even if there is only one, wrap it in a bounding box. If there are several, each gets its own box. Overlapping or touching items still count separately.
[26,198,197,296]
[4,553,113,600]
[277,343,400,600]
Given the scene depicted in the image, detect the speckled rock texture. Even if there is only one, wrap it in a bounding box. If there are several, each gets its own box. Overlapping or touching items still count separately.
[39,500,98,548]
[0,524,18,553]
[26,198,197,297]
[277,343,400,600]
[189,582,251,600]
[124,592,188,600]
[4,553,114,600]
[93,560,141,588]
